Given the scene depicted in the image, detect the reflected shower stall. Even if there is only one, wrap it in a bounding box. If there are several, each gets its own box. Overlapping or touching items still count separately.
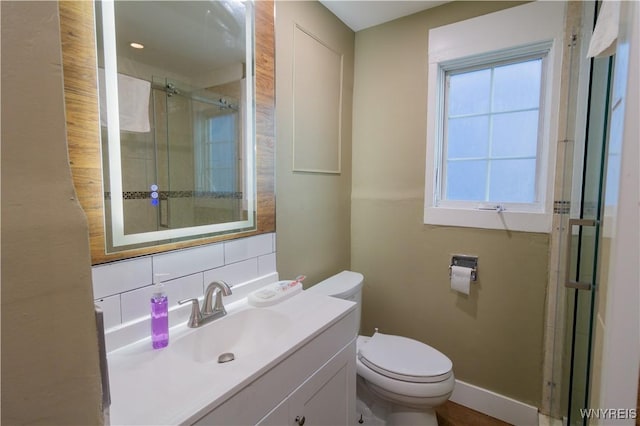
[149,77,245,231]
[103,76,247,246]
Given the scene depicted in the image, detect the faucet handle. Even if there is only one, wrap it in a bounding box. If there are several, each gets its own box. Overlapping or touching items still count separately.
[213,281,232,314]
[203,280,233,315]
[178,298,202,328]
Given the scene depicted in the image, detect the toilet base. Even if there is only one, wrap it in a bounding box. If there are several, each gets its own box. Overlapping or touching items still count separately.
[357,376,390,424]
[387,407,437,426]
[356,376,440,426]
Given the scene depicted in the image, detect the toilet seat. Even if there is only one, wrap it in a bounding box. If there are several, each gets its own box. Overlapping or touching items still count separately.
[358,333,452,383]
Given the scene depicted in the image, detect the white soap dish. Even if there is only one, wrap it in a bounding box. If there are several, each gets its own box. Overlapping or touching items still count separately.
[248,280,303,307]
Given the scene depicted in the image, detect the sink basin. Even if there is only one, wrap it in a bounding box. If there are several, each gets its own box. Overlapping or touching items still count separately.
[173,308,291,363]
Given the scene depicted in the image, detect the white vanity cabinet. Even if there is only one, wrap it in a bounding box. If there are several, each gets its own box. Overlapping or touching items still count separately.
[258,341,356,426]
[192,306,357,426]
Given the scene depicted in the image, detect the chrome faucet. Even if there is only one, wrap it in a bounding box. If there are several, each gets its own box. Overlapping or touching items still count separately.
[179,280,233,328]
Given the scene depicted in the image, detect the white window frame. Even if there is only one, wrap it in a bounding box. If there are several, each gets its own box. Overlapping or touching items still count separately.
[195,110,239,196]
[424,1,566,233]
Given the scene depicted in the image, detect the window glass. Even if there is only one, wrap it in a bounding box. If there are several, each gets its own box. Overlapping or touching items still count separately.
[492,59,542,112]
[446,160,488,200]
[443,57,543,204]
[491,111,539,158]
[448,68,491,116]
[196,113,237,193]
[447,116,489,159]
[488,158,536,202]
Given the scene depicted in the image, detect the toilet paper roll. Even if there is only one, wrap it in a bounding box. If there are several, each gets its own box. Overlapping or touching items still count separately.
[451,265,472,295]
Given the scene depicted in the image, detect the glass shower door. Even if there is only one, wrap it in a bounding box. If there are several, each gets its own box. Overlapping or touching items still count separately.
[564,51,613,425]
[154,77,246,234]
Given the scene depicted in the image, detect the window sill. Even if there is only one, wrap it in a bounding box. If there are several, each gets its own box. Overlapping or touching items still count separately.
[424,206,552,233]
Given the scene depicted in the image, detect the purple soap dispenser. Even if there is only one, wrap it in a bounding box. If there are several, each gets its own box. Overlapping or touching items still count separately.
[151,274,169,349]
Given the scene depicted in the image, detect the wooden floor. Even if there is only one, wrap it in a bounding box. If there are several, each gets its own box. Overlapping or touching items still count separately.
[434,376,640,426]
[435,401,513,426]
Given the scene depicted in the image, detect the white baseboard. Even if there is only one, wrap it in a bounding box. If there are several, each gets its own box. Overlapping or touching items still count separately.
[449,379,539,425]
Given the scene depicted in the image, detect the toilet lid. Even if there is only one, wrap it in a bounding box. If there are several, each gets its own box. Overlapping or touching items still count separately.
[358,332,453,383]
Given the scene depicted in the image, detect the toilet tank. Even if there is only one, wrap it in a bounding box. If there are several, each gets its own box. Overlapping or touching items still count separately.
[306,271,363,332]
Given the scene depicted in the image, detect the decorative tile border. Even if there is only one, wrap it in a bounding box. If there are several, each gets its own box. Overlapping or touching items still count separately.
[554,200,599,216]
[105,191,244,200]
[553,200,570,214]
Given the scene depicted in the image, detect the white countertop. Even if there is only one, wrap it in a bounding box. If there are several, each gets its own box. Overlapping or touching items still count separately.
[107,290,355,425]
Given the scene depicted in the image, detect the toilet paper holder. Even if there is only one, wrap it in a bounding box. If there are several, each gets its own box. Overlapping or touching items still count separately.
[449,255,478,281]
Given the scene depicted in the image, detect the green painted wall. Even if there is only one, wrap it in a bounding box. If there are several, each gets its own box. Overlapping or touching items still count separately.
[351,1,547,406]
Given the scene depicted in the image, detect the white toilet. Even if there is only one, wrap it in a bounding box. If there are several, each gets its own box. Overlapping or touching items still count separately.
[307,271,455,426]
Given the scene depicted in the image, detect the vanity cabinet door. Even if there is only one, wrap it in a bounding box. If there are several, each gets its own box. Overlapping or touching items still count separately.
[258,341,356,426]
[288,347,355,426]
[255,399,289,426]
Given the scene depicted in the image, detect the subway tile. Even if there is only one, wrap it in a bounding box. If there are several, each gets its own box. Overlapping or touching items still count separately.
[203,258,259,288]
[94,295,122,330]
[92,257,152,299]
[152,243,224,280]
[93,235,276,329]
[120,286,155,324]
[120,273,204,323]
[258,253,277,276]
[165,273,205,307]
[224,234,273,264]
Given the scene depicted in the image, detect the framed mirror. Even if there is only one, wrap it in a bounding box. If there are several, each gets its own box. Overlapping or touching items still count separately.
[97,0,255,251]
[59,1,275,264]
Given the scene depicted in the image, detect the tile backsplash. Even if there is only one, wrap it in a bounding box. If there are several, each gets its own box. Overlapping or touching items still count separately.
[93,233,277,331]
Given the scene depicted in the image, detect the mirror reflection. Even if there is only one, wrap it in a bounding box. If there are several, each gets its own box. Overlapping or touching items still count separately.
[95,0,256,253]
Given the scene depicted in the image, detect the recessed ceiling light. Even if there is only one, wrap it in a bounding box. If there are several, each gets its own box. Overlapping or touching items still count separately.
[130,42,144,49]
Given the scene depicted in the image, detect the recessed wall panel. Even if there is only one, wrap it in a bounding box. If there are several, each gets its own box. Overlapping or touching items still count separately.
[293,25,343,173]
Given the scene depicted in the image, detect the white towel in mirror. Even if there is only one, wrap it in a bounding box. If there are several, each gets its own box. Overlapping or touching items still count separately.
[587,1,620,58]
[98,68,151,133]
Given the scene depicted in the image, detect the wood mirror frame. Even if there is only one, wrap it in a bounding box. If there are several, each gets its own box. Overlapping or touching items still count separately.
[59,0,275,265]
